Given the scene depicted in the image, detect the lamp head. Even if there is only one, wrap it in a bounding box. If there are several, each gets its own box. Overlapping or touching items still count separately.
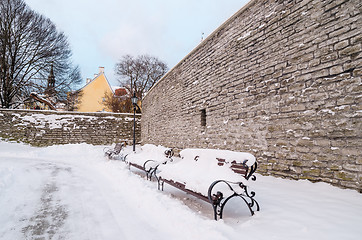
[131,92,138,105]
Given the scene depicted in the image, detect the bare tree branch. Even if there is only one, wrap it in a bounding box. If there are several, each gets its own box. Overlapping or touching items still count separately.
[0,0,81,108]
[115,54,168,99]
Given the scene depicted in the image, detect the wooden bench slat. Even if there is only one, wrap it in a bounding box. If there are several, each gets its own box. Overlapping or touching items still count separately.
[231,164,246,169]
[231,169,247,175]
[216,158,226,162]
[161,178,210,203]
[216,158,249,178]
[129,162,144,171]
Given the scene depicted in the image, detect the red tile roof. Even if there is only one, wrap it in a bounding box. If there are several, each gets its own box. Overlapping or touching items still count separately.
[115,88,128,97]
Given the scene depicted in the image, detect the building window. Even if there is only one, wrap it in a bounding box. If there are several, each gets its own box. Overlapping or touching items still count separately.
[201,109,206,127]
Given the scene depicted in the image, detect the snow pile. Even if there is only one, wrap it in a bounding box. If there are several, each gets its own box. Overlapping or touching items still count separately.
[158,148,255,196]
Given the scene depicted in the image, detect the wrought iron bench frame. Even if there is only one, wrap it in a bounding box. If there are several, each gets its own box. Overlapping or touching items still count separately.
[127,149,174,180]
[157,156,260,220]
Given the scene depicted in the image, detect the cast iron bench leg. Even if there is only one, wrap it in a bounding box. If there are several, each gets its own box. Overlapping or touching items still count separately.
[208,180,260,220]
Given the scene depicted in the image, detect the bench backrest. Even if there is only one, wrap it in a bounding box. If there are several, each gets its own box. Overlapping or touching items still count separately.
[216,158,257,180]
[164,149,174,159]
[114,143,124,154]
[180,149,257,181]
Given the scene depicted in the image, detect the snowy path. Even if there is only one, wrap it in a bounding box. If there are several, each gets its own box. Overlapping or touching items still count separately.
[1,142,362,240]
[0,157,172,240]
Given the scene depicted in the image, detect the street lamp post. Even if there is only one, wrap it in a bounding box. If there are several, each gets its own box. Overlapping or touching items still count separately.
[131,92,138,152]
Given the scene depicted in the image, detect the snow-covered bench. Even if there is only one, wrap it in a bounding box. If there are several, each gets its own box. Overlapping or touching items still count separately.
[157,149,260,220]
[124,145,174,180]
[103,143,126,160]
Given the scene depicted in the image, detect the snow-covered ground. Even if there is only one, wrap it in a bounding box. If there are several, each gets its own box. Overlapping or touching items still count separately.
[0,141,361,240]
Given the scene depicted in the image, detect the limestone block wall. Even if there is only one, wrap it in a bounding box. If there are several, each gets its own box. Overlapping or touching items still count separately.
[141,0,362,192]
[0,109,141,146]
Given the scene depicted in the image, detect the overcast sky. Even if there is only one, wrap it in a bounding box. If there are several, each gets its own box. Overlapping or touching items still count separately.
[25,0,249,87]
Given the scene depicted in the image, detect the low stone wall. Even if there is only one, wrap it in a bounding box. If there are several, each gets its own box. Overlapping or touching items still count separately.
[0,109,141,146]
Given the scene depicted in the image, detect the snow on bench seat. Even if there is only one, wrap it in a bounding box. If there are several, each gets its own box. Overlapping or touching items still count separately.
[157,148,260,220]
[157,148,256,196]
[123,144,173,178]
[113,145,259,220]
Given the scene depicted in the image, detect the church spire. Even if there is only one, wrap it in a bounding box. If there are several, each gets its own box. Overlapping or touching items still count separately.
[45,64,55,95]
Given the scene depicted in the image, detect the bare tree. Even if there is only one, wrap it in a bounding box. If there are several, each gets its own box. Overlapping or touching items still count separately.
[101,91,132,113]
[0,0,81,108]
[66,89,83,111]
[115,55,168,99]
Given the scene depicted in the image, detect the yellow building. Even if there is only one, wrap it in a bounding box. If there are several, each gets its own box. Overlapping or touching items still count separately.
[76,67,113,112]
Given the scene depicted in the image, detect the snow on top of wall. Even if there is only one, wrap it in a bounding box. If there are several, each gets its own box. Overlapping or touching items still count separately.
[12,113,99,129]
[321,109,336,115]
[125,117,136,122]
[237,31,251,41]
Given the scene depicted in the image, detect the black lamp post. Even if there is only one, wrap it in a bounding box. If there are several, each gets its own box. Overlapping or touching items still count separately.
[131,92,138,152]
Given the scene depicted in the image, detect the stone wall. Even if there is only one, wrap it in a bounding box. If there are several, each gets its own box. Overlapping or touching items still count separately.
[0,109,141,146]
[141,0,362,192]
